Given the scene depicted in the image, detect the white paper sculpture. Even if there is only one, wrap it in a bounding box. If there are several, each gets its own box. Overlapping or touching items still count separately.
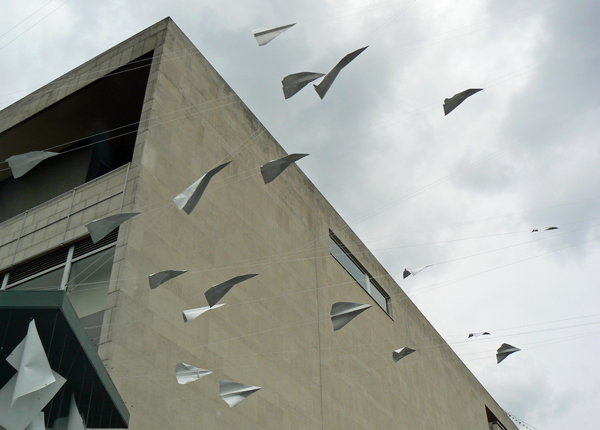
[219,380,261,407]
[175,363,212,385]
[496,343,520,363]
[282,73,325,99]
[443,88,483,115]
[330,302,372,331]
[86,213,139,243]
[313,46,368,99]
[6,151,59,178]
[204,274,258,307]
[468,332,491,338]
[173,162,231,215]
[148,270,188,290]
[260,154,308,184]
[252,23,296,46]
[182,303,225,323]
[392,347,416,362]
[52,394,86,430]
[402,265,432,279]
[0,321,66,430]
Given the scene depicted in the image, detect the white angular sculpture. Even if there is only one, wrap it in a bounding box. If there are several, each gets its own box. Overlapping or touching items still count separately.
[282,73,325,99]
[330,302,372,331]
[6,151,59,178]
[182,303,225,323]
[468,332,491,338]
[314,46,368,99]
[148,270,188,290]
[403,265,432,279]
[85,213,139,243]
[204,274,258,307]
[392,347,416,362]
[252,23,296,46]
[496,343,520,363]
[219,380,261,407]
[443,88,483,115]
[260,154,308,184]
[173,162,231,215]
[175,363,212,385]
[24,412,45,430]
[52,395,86,430]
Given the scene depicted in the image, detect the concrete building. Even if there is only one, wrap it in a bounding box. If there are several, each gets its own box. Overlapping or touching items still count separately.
[0,18,516,430]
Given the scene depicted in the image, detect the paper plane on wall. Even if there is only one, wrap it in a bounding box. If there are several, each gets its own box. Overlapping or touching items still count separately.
[205,274,259,307]
[282,72,325,99]
[392,347,416,362]
[148,270,188,290]
[6,151,59,179]
[468,332,491,338]
[86,212,139,243]
[174,162,231,215]
[175,363,212,384]
[219,380,261,407]
[314,46,368,99]
[261,154,309,184]
[183,303,225,323]
[403,265,431,279]
[443,88,483,115]
[252,23,296,46]
[330,302,372,331]
[496,343,520,363]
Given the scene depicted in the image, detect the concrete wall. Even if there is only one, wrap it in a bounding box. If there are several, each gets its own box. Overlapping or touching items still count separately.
[0,18,517,430]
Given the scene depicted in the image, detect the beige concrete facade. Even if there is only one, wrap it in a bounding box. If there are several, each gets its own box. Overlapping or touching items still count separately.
[0,18,517,430]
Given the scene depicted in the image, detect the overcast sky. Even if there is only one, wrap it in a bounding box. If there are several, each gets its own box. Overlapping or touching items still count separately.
[2,1,599,428]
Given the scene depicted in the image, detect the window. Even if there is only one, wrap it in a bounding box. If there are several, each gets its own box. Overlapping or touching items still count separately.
[1,229,118,347]
[329,231,391,315]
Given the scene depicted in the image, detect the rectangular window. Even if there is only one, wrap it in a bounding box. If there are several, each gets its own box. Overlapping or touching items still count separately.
[329,231,391,315]
[0,229,119,347]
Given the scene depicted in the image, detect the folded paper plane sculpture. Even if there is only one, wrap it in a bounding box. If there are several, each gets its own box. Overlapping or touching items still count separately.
[314,46,368,99]
[252,23,296,46]
[392,347,416,362]
[468,332,491,338]
[205,274,259,307]
[533,227,559,232]
[53,395,86,430]
[443,88,483,115]
[86,212,139,243]
[282,72,325,99]
[174,162,231,214]
[330,302,372,331]
[148,270,188,290]
[219,380,261,407]
[260,153,309,184]
[183,303,225,323]
[6,151,59,179]
[175,363,212,385]
[0,320,67,430]
[403,265,431,279]
[496,343,520,363]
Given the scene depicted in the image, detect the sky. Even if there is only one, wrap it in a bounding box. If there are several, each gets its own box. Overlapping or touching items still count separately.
[1,1,600,429]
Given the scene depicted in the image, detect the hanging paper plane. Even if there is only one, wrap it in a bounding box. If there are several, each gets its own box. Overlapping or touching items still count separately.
[260,153,309,184]
[443,88,483,115]
[6,151,59,179]
[175,363,212,384]
[314,46,368,99]
[468,332,491,338]
[219,380,261,407]
[496,343,520,363]
[204,274,259,307]
[182,303,226,323]
[282,72,325,99]
[403,265,432,279]
[330,302,372,331]
[51,395,86,430]
[392,347,416,362]
[148,270,188,290]
[252,23,296,46]
[174,161,231,215]
[85,212,139,243]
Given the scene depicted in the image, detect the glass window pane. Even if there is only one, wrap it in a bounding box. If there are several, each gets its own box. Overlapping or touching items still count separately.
[10,267,64,291]
[369,280,388,311]
[330,237,367,290]
[67,247,115,347]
